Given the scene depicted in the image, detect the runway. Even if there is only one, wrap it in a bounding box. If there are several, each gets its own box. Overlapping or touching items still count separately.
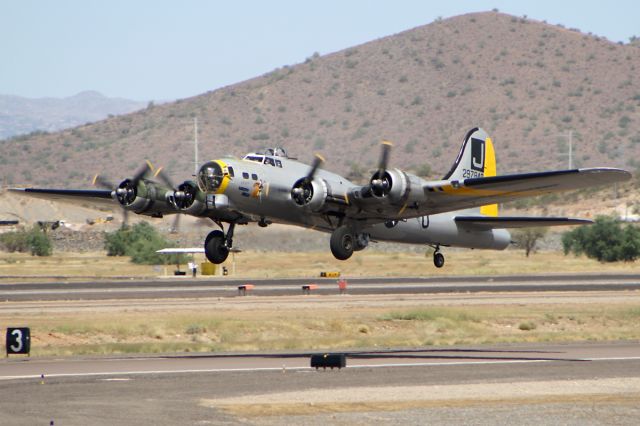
[1,273,640,301]
[1,341,640,380]
[2,274,639,424]
[1,342,639,425]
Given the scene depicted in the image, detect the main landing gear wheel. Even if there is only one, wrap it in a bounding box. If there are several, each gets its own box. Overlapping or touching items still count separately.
[204,230,229,264]
[330,226,354,260]
[433,251,445,268]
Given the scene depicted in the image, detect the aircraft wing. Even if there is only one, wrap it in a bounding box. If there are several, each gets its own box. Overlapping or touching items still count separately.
[8,188,116,208]
[454,216,592,230]
[422,168,630,215]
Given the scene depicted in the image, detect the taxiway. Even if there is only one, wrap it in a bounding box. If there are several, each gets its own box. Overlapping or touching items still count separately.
[1,273,639,301]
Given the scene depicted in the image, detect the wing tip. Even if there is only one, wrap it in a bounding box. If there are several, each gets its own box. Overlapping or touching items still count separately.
[579,166,632,174]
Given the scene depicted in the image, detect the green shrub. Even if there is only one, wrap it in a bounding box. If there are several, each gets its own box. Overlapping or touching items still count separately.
[518,322,537,331]
[0,226,52,256]
[104,222,185,265]
[562,216,640,262]
[512,228,547,257]
[27,226,52,256]
[0,230,29,252]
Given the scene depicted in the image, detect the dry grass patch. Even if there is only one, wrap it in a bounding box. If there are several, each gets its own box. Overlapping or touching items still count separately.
[0,251,156,281]
[6,302,640,357]
[222,250,640,278]
[204,378,640,417]
[1,249,639,281]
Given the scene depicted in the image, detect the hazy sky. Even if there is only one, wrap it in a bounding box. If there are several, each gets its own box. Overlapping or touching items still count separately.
[2,0,638,101]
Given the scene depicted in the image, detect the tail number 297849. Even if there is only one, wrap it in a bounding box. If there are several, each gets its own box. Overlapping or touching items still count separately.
[462,168,483,179]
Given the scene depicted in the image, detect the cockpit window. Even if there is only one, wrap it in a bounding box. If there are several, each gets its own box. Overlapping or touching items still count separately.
[264,157,275,166]
[227,166,235,177]
[244,155,264,163]
[197,161,224,192]
[248,148,289,158]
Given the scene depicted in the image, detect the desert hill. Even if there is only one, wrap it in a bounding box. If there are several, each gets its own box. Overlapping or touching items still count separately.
[1,11,639,189]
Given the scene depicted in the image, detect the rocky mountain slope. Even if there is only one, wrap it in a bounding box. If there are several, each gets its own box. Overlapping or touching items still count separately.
[2,11,639,189]
[0,91,145,140]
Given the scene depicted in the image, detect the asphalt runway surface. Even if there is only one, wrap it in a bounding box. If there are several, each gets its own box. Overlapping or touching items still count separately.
[1,342,639,425]
[1,273,640,301]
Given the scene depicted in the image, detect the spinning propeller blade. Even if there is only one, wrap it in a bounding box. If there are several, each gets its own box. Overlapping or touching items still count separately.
[377,141,392,178]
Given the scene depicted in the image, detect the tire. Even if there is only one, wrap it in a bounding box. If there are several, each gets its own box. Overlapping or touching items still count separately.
[330,226,354,260]
[433,252,445,268]
[204,230,229,264]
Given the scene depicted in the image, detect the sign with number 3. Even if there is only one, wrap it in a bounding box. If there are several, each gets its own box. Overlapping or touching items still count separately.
[6,328,30,356]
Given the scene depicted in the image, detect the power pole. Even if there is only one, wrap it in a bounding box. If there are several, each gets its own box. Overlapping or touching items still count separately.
[193,117,199,176]
[568,130,573,169]
[557,130,574,169]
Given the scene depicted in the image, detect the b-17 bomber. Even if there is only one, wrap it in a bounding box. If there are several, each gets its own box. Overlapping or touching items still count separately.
[11,128,631,268]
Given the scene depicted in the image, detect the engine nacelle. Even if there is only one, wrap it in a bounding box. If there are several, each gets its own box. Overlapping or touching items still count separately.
[369,168,408,201]
[115,178,152,212]
[171,181,207,216]
[291,178,328,212]
[115,179,174,216]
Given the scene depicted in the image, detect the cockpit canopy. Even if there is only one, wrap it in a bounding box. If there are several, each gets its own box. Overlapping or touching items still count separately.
[264,147,288,157]
[197,161,224,193]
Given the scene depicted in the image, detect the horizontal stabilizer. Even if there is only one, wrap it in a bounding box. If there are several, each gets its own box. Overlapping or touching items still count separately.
[455,216,592,230]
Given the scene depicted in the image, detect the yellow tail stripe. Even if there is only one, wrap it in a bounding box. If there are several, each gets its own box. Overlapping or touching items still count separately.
[479,137,498,217]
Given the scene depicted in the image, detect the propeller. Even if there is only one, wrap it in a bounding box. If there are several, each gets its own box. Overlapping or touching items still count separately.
[377,141,392,176]
[169,213,181,234]
[370,141,393,197]
[93,173,127,227]
[153,166,174,190]
[92,162,154,228]
[92,175,116,190]
[291,154,324,205]
[153,166,193,234]
[115,162,151,206]
[306,153,325,182]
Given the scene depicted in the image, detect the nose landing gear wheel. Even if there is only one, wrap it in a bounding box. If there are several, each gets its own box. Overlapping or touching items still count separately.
[330,226,354,260]
[204,230,229,264]
[433,251,445,268]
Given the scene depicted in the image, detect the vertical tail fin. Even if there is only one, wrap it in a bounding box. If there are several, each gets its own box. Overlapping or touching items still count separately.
[442,128,498,216]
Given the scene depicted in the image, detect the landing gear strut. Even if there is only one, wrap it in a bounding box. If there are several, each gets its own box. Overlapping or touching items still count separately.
[433,246,445,268]
[204,223,235,264]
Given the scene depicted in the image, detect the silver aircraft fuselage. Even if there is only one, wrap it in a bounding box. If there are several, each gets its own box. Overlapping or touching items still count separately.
[208,153,510,250]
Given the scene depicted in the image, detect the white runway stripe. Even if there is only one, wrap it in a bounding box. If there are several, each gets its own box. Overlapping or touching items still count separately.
[2,355,640,381]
